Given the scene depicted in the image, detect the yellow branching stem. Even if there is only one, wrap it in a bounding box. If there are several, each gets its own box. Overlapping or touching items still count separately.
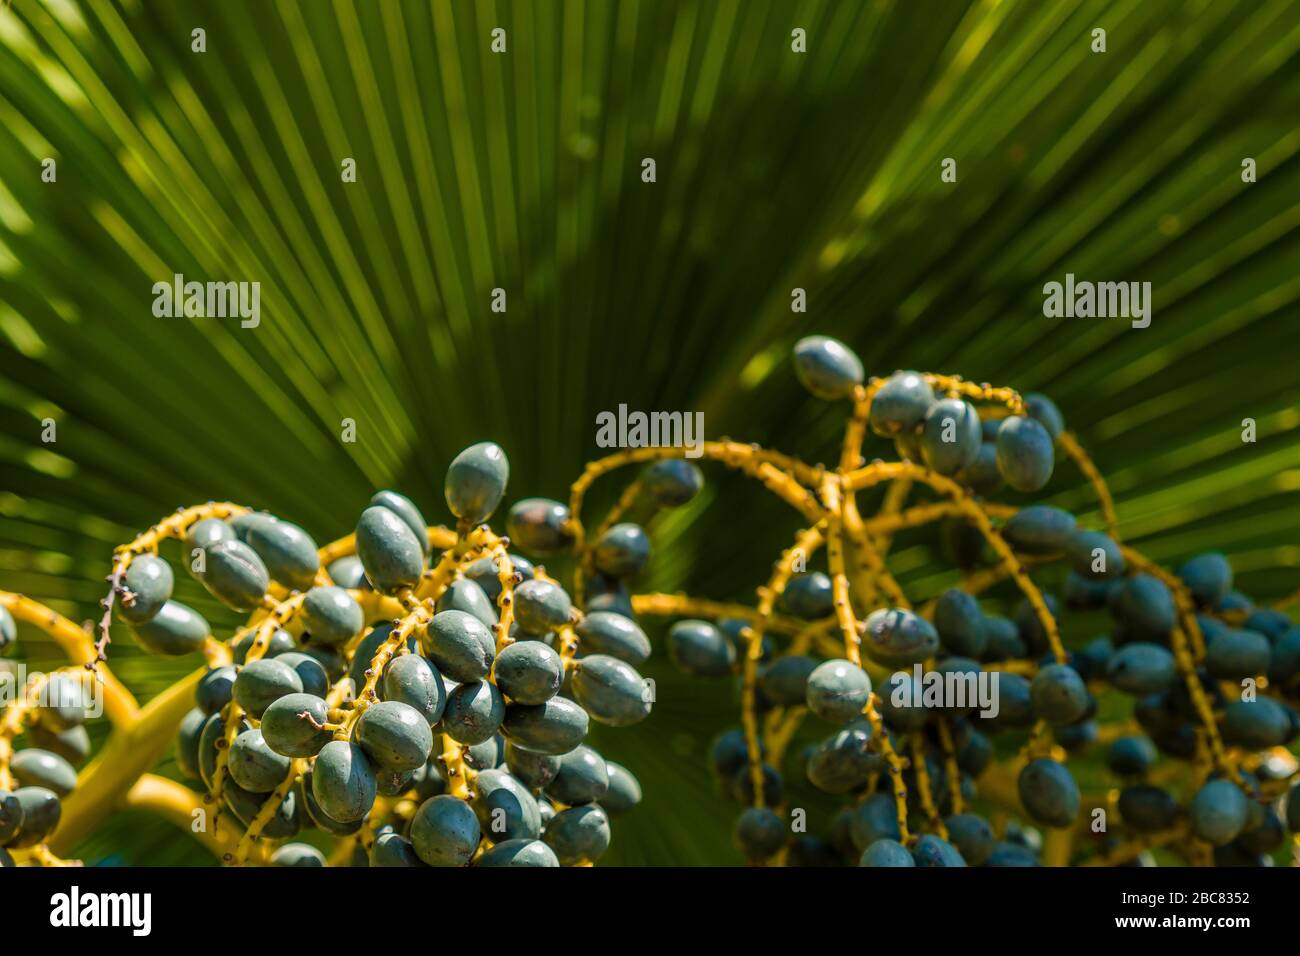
[1057,431,1120,542]
[821,477,863,661]
[1081,826,1188,866]
[490,544,519,654]
[922,374,1026,415]
[861,696,910,844]
[872,479,913,555]
[628,593,810,637]
[232,757,308,865]
[122,774,254,863]
[441,733,472,800]
[556,623,581,668]
[935,717,965,816]
[0,669,55,790]
[911,733,947,839]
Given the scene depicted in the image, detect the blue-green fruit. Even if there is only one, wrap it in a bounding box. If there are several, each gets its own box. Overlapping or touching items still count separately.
[426,610,495,683]
[1118,785,1179,833]
[1106,643,1176,695]
[506,498,573,556]
[1222,698,1292,749]
[371,490,430,556]
[348,624,417,692]
[545,805,611,865]
[955,442,1004,496]
[862,608,939,667]
[571,654,650,726]
[274,652,329,699]
[921,398,981,475]
[466,554,534,604]
[11,749,77,797]
[805,659,871,724]
[1190,780,1249,846]
[502,697,589,755]
[911,834,967,867]
[546,746,609,805]
[995,416,1054,492]
[436,578,498,630]
[1003,506,1077,555]
[505,742,562,790]
[370,831,424,867]
[198,712,250,788]
[593,523,651,579]
[1030,664,1089,726]
[603,762,642,815]
[944,814,994,865]
[806,719,877,794]
[473,768,542,841]
[1107,735,1158,777]
[779,572,834,620]
[643,459,704,507]
[232,627,295,665]
[1113,574,1176,639]
[233,658,303,719]
[312,741,377,823]
[228,728,291,792]
[382,654,446,726]
[733,806,786,861]
[270,843,325,867]
[411,794,480,866]
[261,693,332,758]
[860,838,915,867]
[327,555,367,589]
[8,787,61,848]
[761,656,820,707]
[1018,758,1079,828]
[667,620,735,677]
[934,589,986,658]
[445,442,510,525]
[245,517,320,591]
[477,838,559,867]
[442,681,505,745]
[118,554,174,624]
[1205,629,1270,681]
[0,789,22,844]
[174,708,207,781]
[184,518,234,580]
[1268,627,1300,686]
[874,673,930,731]
[300,586,364,646]
[356,700,435,772]
[1178,552,1233,608]
[1065,530,1125,580]
[869,371,934,437]
[202,540,270,611]
[1024,393,1065,440]
[301,772,362,835]
[131,600,209,656]
[513,579,573,633]
[575,612,651,666]
[493,641,563,706]
[982,615,1025,659]
[848,792,901,851]
[792,335,864,401]
[39,673,89,730]
[355,506,425,593]
[1245,608,1291,641]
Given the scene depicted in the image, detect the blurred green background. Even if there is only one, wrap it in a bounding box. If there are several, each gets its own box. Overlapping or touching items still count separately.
[1,0,1299,865]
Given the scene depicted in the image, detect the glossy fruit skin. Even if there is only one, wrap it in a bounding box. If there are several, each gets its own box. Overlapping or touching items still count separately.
[1118,785,1179,833]
[357,700,435,772]
[806,719,877,794]
[585,583,636,620]
[0,605,15,651]
[472,768,543,841]
[1106,643,1176,695]
[847,792,901,851]
[300,587,364,646]
[274,652,329,699]
[761,656,820,707]
[859,838,915,867]
[602,761,642,816]
[202,540,270,612]
[593,523,652,580]
[442,681,506,745]
[131,600,210,656]
[571,655,651,726]
[513,579,573,633]
[435,578,498,631]
[1018,758,1079,829]
[1024,393,1065,440]
[505,742,562,790]
[327,556,367,589]
[466,554,534,604]
[8,787,61,848]
[349,624,418,692]
[546,746,609,806]
[445,442,510,525]
[1065,530,1125,580]
[1222,698,1293,749]
[184,518,234,580]
[270,843,325,867]
[1190,780,1249,846]
[477,838,559,867]
[575,612,651,666]
[233,658,304,720]
[11,749,77,797]
[426,610,495,683]
[779,572,834,620]
[245,517,320,591]
[118,554,174,624]
[995,415,1054,492]
[1113,574,1176,639]
[1003,506,1077,556]
[869,371,934,437]
[312,741,377,824]
[300,772,362,835]
[642,459,704,508]
[667,620,735,677]
[228,728,292,792]
[381,654,446,726]
[506,498,574,556]
[371,490,430,555]
[260,693,332,758]
[1205,629,1270,681]
[411,794,481,866]
[370,830,424,867]
[356,506,425,593]
[232,628,296,665]
[1270,627,1300,686]
[1107,735,1158,777]
[0,789,23,844]
[493,640,564,705]
[545,804,611,865]
[934,589,986,658]
[921,398,981,475]
[911,834,967,867]
[955,442,1004,496]
[804,659,872,724]
[1029,664,1089,726]
[944,814,994,866]
[981,615,1025,659]
[174,708,207,781]
[1178,552,1233,608]
[792,335,864,400]
[862,608,939,667]
[502,697,589,755]
[733,806,786,860]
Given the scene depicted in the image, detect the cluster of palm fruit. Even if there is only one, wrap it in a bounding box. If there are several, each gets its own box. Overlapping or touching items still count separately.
[513,333,1298,867]
[98,442,651,867]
